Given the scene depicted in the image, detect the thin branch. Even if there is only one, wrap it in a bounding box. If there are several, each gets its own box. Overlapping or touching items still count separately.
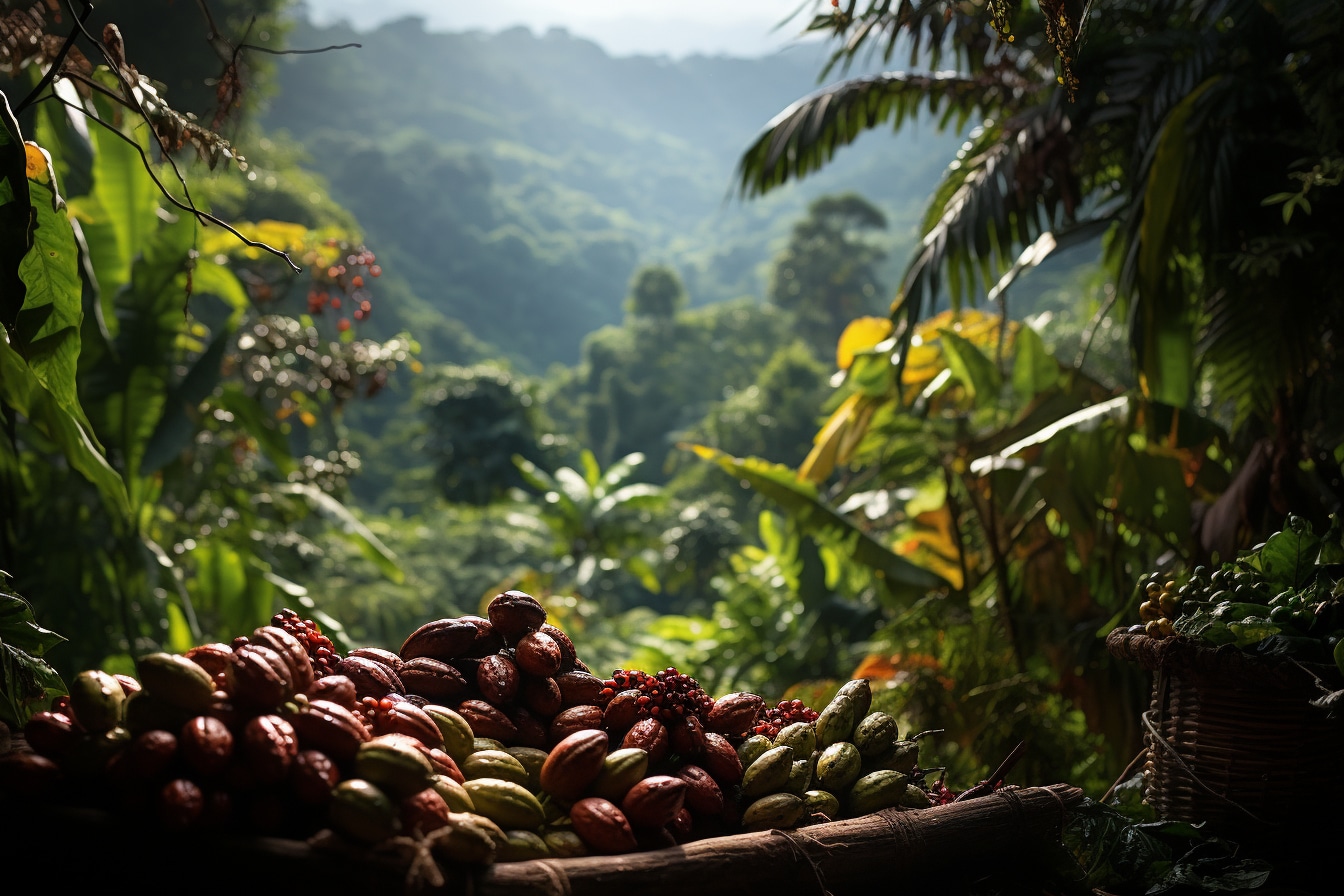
[13,0,92,115]
[43,94,300,271]
[238,42,363,56]
[1073,285,1120,371]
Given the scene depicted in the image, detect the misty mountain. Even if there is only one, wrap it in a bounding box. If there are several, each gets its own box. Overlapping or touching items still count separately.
[263,16,963,367]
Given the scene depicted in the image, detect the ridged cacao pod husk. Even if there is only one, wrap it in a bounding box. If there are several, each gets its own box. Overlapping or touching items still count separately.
[520,675,563,719]
[700,732,744,787]
[228,644,293,710]
[621,718,669,767]
[539,624,578,671]
[399,658,470,703]
[539,729,608,801]
[457,699,518,743]
[288,699,371,762]
[242,714,298,784]
[514,631,562,678]
[705,692,764,738]
[400,618,479,663]
[179,716,234,777]
[304,675,360,711]
[556,671,605,708]
[250,626,316,692]
[548,704,603,747]
[486,591,547,642]
[569,797,637,855]
[621,775,686,829]
[477,654,521,706]
[335,655,404,701]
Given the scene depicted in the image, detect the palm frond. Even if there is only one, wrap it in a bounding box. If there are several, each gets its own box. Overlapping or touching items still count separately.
[808,1,1007,78]
[736,69,1023,198]
[898,102,1079,322]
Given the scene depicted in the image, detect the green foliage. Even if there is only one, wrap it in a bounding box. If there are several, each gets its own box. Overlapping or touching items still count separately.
[513,450,667,610]
[0,577,66,728]
[419,363,557,506]
[768,193,890,358]
[625,265,686,320]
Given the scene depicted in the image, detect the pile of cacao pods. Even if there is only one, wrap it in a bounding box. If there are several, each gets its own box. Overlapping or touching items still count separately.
[0,590,940,865]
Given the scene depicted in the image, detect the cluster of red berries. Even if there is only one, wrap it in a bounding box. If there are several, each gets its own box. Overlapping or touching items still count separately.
[928,779,957,805]
[272,608,342,677]
[305,242,381,331]
[601,667,715,722]
[751,698,819,739]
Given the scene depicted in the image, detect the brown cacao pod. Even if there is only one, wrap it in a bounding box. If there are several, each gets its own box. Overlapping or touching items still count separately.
[250,626,316,692]
[601,690,643,735]
[520,675,563,719]
[401,786,452,835]
[476,654,521,706]
[505,706,548,749]
[304,674,360,711]
[179,716,233,777]
[159,778,204,829]
[556,671,606,708]
[705,692,764,738]
[228,644,293,710]
[288,699,371,762]
[242,715,298,784]
[23,711,81,759]
[460,615,506,657]
[486,591,547,642]
[336,655,404,701]
[291,749,341,805]
[456,699,518,742]
[699,733,743,787]
[126,729,178,780]
[548,704,604,747]
[621,718,669,767]
[398,657,469,703]
[539,729,608,801]
[669,806,693,841]
[514,631,562,678]
[113,674,142,699]
[0,752,61,797]
[347,647,404,673]
[569,797,637,855]
[539,624,577,671]
[621,775,686,829]
[668,713,707,759]
[400,618,479,662]
[182,643,233,687]
[372,700,445,750]
[675,764,725,816]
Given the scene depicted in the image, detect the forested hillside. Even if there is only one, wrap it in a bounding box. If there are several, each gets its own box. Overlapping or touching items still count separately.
[262,16,961,367]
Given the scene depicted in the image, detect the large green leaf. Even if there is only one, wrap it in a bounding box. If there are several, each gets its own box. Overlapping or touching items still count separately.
[1011,326,1062,404]
[276,483,404,584]
[0,92,31,327]
[16,156,84,424]
[77,108,161,330]
[0,331,129,517]
[938,328,1002,406]
[687,445,945,594]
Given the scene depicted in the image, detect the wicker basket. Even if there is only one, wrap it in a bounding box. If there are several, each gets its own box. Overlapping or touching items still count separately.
[1106,628,1344,839]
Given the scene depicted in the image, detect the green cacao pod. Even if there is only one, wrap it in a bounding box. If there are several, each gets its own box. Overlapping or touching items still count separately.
[740,792,805,832]
[815,742,863,794]
[464,778,546,830]
[740,744,794,799]
[463,750,530,787]
[814,695,855,749]
[330,779,400,843]
[846,770,909,817]
[852,712,898,758]
[774,722,816,757]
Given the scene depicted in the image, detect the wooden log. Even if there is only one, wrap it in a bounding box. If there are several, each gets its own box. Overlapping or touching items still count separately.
[475,784,1083,896]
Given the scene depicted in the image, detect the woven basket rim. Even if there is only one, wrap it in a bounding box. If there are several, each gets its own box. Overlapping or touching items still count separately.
[1104,628,1342,690]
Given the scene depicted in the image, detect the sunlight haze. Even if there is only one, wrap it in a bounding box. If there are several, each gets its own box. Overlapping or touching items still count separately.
[302,0,821,57]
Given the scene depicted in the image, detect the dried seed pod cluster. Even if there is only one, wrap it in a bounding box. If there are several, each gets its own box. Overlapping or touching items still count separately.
[1,592,959,876]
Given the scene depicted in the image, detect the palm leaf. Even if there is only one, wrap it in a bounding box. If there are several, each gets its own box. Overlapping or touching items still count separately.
[736,70,1017,198]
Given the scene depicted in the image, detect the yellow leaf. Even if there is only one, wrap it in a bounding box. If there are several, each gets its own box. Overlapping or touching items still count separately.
[24,142,50,183]
[799,392,864,483]
[836,316,892,370]
[299,411,317,427]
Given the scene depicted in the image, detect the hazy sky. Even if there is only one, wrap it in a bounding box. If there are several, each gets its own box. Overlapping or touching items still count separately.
[301,1,824,57]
